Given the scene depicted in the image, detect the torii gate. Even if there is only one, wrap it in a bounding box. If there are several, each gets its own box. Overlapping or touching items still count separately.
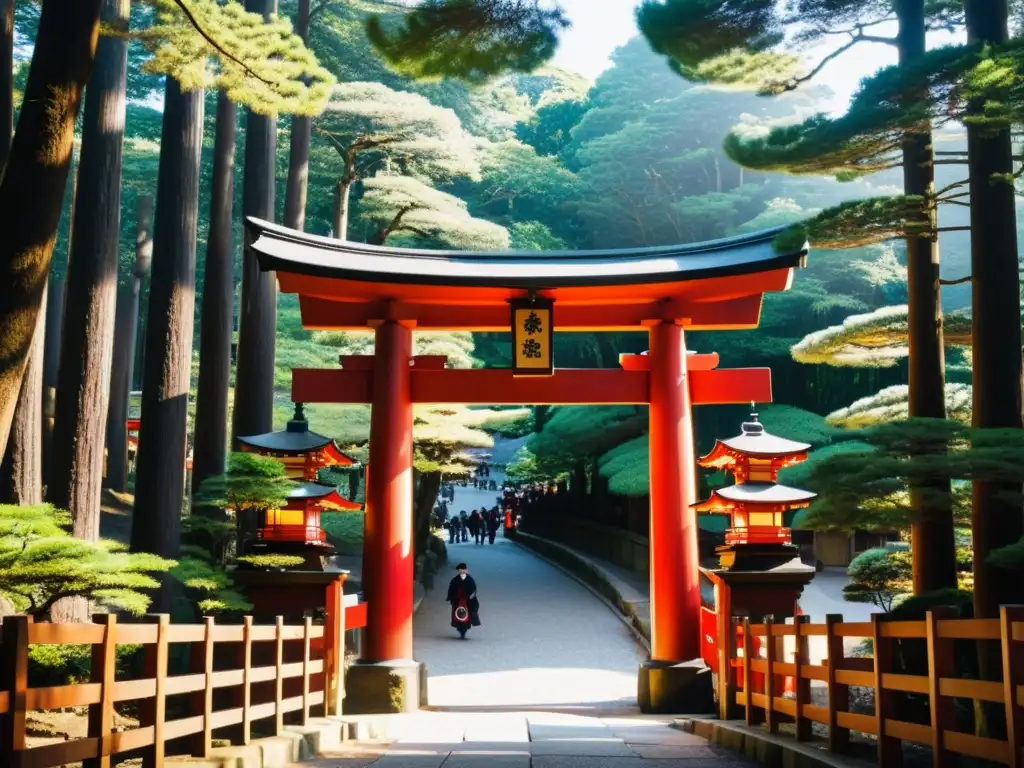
[246,218,807,713]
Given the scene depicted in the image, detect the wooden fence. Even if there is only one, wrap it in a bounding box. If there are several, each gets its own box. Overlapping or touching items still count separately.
[0,612,346,768]
[718,606,1024,767]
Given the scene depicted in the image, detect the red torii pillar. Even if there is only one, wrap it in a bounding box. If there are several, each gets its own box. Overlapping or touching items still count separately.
[364,320,415,662]
[648,321,700,663]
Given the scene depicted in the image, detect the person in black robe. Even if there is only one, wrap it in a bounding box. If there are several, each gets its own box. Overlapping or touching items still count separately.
[446,563,481,638]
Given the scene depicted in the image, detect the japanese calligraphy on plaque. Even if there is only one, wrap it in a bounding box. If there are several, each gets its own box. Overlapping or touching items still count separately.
[510,298,554,376]
[509,296,557,376]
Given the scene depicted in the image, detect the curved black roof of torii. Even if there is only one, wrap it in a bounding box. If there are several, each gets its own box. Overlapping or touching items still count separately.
[245,217,808,289]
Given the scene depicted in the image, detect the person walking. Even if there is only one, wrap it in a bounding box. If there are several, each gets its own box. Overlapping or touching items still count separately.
[449,512,463,544]
[486,507,500,544]
[469,509,483,544]
[446,563,481,639]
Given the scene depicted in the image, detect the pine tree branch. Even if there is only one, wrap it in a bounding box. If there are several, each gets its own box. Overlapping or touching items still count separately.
[940,275,972,285]
[171,0,275,87]
[780,30,896,93]
[934,181,969,197]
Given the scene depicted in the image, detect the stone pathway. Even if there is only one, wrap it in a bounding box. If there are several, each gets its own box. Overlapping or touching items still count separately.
[416,535,645,709]
[302,711,755,767]
[299,440,757,765]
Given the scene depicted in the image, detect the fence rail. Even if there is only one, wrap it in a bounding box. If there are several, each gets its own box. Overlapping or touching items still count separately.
[718,606,1024,767]
[0,611,346,768]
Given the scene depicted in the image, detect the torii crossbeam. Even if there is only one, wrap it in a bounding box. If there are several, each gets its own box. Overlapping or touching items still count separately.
[246,217,808,713]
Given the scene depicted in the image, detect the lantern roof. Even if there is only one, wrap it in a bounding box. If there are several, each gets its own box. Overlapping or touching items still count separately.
[289,482,361,510]
[692,482,816,512]
[238,402,356,465]
[698,410,811,467]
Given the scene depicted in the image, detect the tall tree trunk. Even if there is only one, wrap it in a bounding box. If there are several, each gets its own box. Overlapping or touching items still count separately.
[0,0,102,456]
[965,0,1023,737]
[897,0,956,594]
[48,0,129,548]
[42,275,65,489]
[414,469,442,554]
[192,91,236,507]
[104,195,152,492]
[283,0,311,232]
[334,177,352,240]
[0,0,12,173]
[131,79,204,607]
[232,0,278,443]
[0,288,44,504]
[0,0,44,506]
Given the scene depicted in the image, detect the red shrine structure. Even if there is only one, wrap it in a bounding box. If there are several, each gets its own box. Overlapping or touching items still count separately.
[694,411,815,558]
[245,217,809,714]
[237,402,360,566]
[695,412,818,715]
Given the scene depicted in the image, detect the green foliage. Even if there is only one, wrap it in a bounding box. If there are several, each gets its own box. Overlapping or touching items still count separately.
[236,554,306,570]
[0,505,174,619]
[798,196,932,248]
[598,436,650,497]
[320,511,365,556]
[844,546,913,612]
[360,174,510,248]
[637,0,790,87]
[826,384,973,428]
[366,0,569,84]
[28,643,142,688]
[181,515,236,564]
[792,305,921,368]
[989,537,1024,572]
[756,404,839,447]
[412,405,526,474]
[317,81,480,183]
[193,453,296,516]
[509,221,566,250]
[780,441,875,493]
[795,419,1024,533]
[792,304,980,368]
[528,406,648,479]
[140,0,335,115]
[170,554,251,616]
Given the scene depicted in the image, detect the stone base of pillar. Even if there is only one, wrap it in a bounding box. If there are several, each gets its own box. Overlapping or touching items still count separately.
[344,659,428,714]
[637,659,715,715]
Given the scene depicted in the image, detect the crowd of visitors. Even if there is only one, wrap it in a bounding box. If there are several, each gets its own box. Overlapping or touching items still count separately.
[432,461,557,546]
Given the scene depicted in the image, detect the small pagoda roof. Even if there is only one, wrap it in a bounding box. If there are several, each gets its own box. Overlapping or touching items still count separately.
[238,403,355,466]
[692,482,816,512]
[698,412,811,467]
[289,482,361,510]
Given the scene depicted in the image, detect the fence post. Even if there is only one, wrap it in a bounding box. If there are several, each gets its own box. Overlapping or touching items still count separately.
[140,614,170,768]
[871,613,901,767]
[0,615,30,763]
[1000,605,1024,768]
[274,616,284,736]
[925,608,956,768]
[84,613,117,768]
[241,615,252,744]
[742,618,761,726]
[191,617,215,758]
[301,617,312,726]
[825,614,849,753]
[793,615,811,741]
[763,616,776,734]
[324,576,344,716]
[716,603,737,720]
